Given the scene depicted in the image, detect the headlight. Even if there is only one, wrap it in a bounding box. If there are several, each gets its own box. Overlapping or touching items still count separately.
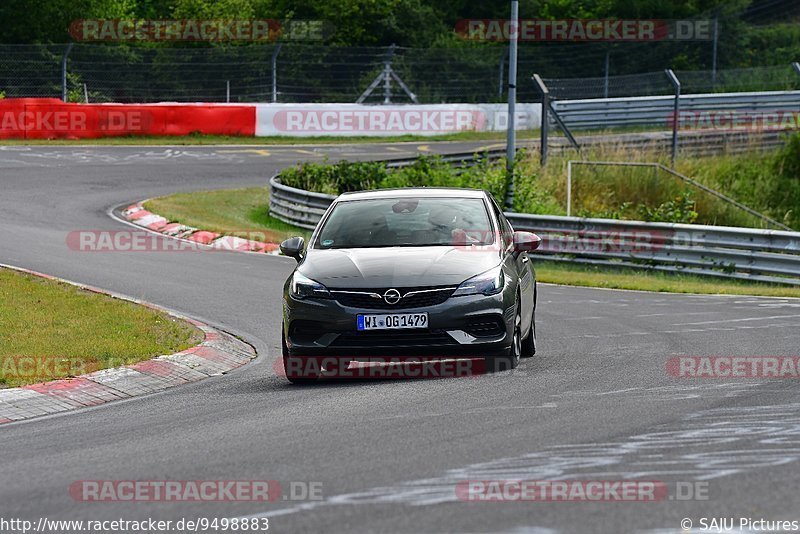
[290,272,331,299]
[452,265,505,297]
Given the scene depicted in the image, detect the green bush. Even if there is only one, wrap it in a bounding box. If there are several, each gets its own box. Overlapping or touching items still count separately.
[637,193,699,224]
[771,132,800,228]
[277,144,800,230]
[678,131,800,229]
[280,159,387,196]
[279,153,510,206]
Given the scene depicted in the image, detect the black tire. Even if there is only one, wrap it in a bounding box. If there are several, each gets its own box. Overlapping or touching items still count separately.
[484,296,522,372]
[521,286,537,358]
[282,330,319,384]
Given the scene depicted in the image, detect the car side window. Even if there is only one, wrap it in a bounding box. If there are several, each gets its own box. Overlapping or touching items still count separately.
[488,197,513,250]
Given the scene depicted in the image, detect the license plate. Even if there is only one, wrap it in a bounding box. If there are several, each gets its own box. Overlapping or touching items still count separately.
[357,313,428,331]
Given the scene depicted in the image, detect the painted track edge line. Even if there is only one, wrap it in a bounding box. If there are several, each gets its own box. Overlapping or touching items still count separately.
[536,281,800,300]
[0,263,257,425]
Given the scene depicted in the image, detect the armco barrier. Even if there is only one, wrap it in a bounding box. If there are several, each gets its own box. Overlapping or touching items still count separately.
[553,90,800,130]
[269,169,800,286]
[0,99,255,139]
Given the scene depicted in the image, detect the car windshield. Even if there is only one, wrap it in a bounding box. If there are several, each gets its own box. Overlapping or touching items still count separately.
[314,196,495,249]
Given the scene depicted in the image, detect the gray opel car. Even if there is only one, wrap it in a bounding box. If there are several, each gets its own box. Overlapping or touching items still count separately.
[279,188,541,383]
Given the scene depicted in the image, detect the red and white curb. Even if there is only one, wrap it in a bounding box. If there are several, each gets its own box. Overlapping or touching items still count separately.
[0,264,256,425]
[122,202,281,254]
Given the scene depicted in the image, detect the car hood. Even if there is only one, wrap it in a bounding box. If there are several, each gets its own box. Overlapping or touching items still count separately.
[299,246,502,289]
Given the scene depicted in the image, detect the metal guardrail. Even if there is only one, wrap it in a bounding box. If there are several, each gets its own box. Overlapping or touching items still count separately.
[269,162,800,286]
[553,90,800,130]
[269,177,334,230]
[381,132,789,167]
[505,213,800,286]
[587,129,788,156]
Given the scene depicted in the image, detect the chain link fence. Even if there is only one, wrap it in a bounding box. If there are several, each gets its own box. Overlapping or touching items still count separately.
[542,65,800,101]
[0,44,66,98]
[1,42,798,104]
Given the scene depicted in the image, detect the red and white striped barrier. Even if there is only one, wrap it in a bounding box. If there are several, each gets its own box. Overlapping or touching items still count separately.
[0,99,542,139]
[254,103,542,137]
[0,98,255,139]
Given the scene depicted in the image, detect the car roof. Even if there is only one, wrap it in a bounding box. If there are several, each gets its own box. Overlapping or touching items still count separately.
[337,187,488,201]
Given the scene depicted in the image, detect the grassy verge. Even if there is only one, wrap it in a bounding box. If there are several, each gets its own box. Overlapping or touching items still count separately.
[0,268,202,388]
[535,261,800,298]
[144,187,306,243]
[144,187,800,298]
[0,130,540,146]
[513,135,800,230]
[0,126,713,147]
[272,138,800,230]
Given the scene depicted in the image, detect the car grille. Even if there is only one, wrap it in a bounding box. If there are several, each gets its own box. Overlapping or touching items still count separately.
[331,329,456,347]
[329,286,456,309]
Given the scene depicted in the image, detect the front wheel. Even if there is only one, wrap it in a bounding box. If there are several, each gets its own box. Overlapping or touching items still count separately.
[282,330,319,384]
[521,288,536,358]
[484,297,522,372]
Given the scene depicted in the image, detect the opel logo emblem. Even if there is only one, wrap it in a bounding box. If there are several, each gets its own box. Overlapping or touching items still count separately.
[383,288,402,305]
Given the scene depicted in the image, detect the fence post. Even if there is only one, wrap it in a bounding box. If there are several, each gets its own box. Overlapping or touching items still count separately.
[793,62,800,77]
[271,43,282,103]
[384,44,397,104]
[498,47,508,99]
[665,69,681,168]
[226,80,230,103]
[504,2,519,210]
[603,49,610,98]
[533,74,549,166]
[566,160,572,217]
[711,14,719,88]
[61,43,74,102]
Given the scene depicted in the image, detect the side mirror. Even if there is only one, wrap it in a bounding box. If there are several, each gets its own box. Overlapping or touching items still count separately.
[513,231,541,253]
[280,236,305,261]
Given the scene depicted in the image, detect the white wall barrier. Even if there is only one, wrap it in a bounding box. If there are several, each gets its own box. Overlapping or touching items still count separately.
[254,103,542,137]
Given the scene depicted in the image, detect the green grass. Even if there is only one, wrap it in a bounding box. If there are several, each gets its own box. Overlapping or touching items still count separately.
[0,124,703,146]
[260,138,800,230]
[534,261,800,298]
[513,132,800,230]
[0,268,202,387]
[0,130,540,146]
[144,187,307,244]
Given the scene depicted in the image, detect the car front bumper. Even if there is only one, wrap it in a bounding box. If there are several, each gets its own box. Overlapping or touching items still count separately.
[282,290,514,359]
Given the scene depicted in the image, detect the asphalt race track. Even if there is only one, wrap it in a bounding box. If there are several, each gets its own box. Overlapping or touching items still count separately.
[1,142,800,533]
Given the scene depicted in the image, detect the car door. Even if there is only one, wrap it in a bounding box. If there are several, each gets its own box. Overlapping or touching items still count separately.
[489,197,535,329]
